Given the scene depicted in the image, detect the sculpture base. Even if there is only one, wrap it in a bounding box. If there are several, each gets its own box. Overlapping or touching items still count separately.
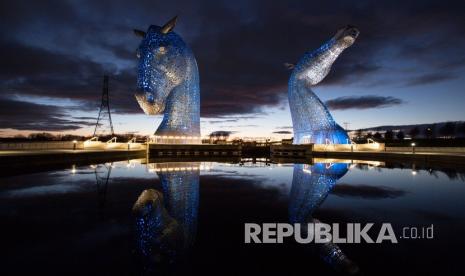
[150,135,202,145]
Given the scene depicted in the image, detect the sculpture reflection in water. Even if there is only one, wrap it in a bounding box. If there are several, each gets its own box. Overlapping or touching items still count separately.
[132,162,199,274]
[289,162,360,274]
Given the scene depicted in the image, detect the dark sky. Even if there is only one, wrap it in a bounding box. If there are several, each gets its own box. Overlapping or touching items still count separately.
[1,0,465,136]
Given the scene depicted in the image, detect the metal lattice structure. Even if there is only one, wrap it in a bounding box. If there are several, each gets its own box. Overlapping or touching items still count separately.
[288,26,359,144]
[93,75,114,137]
[133,16,201,144]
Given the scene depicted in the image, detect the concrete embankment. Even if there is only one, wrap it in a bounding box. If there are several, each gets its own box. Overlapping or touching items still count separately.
[270,144,465,166]
[0,149,146,176]
[312,150,465,166]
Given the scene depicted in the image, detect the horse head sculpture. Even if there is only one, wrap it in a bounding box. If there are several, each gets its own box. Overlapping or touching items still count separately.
[134,16,201,143]
[288,26,359,144]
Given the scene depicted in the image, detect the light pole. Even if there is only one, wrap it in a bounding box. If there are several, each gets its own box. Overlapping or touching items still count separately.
[411,142,416,154]
[73,140,77,150]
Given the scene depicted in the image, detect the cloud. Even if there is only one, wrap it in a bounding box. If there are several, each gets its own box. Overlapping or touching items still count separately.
[1,184,84,198]
[1,0,465,132]
[405,73,458,86]
[0,40,141,115]
[0,97,94,131]
[200,85,286,117]
[207,119,239,124]
[272,130,292,134]
[209,130,237,136]
[225,124,259,128]
[324,62,381,85]
[332,183,407,199]
[72,116,97,121]
[326,95,403,110]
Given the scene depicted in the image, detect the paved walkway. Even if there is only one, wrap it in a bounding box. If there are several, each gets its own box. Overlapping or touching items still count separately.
[312,150,465,165]
[0,149,144,156]
[384,150,465,156]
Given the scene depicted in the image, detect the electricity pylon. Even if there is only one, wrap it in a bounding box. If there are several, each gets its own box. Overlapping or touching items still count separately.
[93,75,114,137]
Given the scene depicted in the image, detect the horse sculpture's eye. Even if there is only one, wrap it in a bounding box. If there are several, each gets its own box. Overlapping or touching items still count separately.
[136,49,141,59]
[154,46,167,59]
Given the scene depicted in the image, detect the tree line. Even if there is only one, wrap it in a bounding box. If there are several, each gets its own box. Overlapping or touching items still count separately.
[1,132,148,142]
[354,122,465,142]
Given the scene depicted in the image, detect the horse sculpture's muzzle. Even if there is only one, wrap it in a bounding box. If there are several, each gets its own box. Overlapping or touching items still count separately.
[135,90,165,115]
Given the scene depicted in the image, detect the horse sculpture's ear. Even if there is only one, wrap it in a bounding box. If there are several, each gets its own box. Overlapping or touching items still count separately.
[160,16,178,34]
[133,29,146,38]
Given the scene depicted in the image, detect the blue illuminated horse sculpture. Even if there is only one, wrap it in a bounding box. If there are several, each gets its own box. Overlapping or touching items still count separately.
[288,26,359,144]
[134,16,200,144]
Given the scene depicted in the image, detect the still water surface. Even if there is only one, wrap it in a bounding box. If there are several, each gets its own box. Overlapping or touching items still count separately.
[1,158,465,275]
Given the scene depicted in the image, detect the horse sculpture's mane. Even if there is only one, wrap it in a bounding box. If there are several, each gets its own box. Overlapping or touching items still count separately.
[288,26,359,145]
[134,16,201,144]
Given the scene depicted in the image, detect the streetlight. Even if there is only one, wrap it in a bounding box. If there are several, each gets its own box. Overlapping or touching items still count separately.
[411,142,416,154]
[73,140,77,150]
